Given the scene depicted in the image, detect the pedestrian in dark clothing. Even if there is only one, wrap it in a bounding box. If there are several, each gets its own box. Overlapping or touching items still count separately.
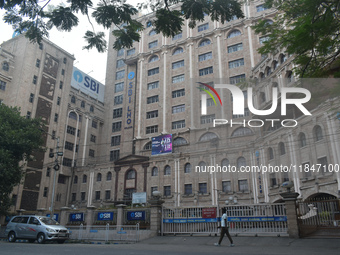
[215,207,234,247]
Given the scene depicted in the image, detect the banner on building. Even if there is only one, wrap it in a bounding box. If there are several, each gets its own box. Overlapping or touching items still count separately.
[152,134,172,155]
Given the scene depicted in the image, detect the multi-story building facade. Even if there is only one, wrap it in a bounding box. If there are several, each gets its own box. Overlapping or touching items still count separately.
[1,1,339,223]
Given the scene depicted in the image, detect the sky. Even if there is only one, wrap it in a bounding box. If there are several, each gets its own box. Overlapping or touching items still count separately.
[0,0,143,85]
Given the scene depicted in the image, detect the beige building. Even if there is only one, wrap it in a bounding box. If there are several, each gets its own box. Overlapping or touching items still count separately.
[1,1,340,222]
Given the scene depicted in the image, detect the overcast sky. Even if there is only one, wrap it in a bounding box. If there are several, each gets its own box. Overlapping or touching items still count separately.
[0,0,143,85]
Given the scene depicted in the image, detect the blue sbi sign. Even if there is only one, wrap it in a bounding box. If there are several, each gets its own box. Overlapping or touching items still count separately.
[71,67,105,102]
[125,71,135,128]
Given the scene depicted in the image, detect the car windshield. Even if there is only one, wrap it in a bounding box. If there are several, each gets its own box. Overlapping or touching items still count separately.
[38,217,59,225]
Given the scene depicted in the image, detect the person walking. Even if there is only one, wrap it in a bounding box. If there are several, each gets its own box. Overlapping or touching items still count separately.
[215,207,234,247]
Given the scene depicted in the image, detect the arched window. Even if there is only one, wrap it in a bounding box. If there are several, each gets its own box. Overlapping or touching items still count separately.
[81,101,85,108]
[106,172,112,181]
[144,141,152,150]
[97,173,102,182]
[90,105,94,112]
[279,142,286,155]
[164,165,171,175]
[280,54,287,64]
[199,161,206,168]
[314,125,323,141]
[231,127,253,137]
[73,175,78,184]
[71,96,76,104]
[237,157,246,168]
[268,147,274,160]
[152,167,158,176]
[126,169,136,179]
[173,137,188,146]
[272,60,278,70]
[199,132,218,142]
[299,133,307,148]
[227,30,241,38]
[149,55,159,63]
[82,174,87,183]
[173,47,183,55]
[221,159,230,167]
[149,29,157,36]
[184,163,191,173]
[2,62,9,71]
[198,39,211,47]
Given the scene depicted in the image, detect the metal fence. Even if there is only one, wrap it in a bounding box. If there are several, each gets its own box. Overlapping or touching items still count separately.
[162,204,288,236]
[68,224,140,242]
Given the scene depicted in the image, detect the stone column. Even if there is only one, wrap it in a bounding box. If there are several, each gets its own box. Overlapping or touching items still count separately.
[60,207,70,226]
[148,197,165,236]
[85,206,96,228]
[116,204,126,227]
[280,192,300,238]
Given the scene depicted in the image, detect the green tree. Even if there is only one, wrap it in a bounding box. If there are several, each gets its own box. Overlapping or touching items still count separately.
[0,105,44,215]
[0,0,244,51]
[254,0,340,77]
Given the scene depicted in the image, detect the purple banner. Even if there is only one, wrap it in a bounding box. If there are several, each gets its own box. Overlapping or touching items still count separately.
[152,134,172,155]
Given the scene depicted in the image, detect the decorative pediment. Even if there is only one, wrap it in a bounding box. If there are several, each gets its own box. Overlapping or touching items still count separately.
[114,154,149,166]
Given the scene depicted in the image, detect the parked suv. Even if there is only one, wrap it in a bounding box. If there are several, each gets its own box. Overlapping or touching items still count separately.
[5,215,69,244]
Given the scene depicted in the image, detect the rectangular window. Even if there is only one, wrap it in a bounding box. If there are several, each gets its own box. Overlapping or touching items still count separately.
[117,49,124,57]
[36,59,40,67]
[115,82,124,93]
[228,43,243,53]
[229,58,244,69]
[184,184,192,195]
[146,110,158,119]
[198,23,209,32]
[46,167,51,177]
[54,113,58,122]
[33,75,38,84]
[43,187,48,197]
[257,4,268,12]
[112,121,122,132]
[116,70,125,80]
[238,179,248,192]
[29,93,34,103]
[147,81,159,90]
[164,186,171,196]
[270,173,277,187]
[61,69,65,75]
[52,130,56,139]
[59,81,63,89]
[92,120,98,129]
[318,157,329,173]
[90,134,96,143]
[95,191,100,200]
[148,67,159,76]
[199,183,207,194]
[233,108,250,118]
[198,52,212,62]
[206,98,214,107]
[146,125,158,134]
[147,95,159,104]
[172,104,185,114]
[65,141,74,151]
[230,74,245,84]
[105,190,111,200]
[67,125,76,135]
[222,181,231,193]
[71,193,76,202]
[116,59,125,69]
[89,149,95,157]
[149,40,158,49]
[200,114,215,124]
[113,108,123,118]
[111,135,121,146]
[114,95,123,105]
[127,48,135,56]
[199,66,213,76]
[151,186,158,194]
[58,175,66,184]
[172,74,184,83]
[57,97,61,105]
[172,89,185,98]
[110,150,120,161]
[173,32,182,40]
[259,36,270,44]
[172,60,184,69]
[0,80,6,91]
[26,111,31,119]
[172,120,185,129]
[81,192,86,201]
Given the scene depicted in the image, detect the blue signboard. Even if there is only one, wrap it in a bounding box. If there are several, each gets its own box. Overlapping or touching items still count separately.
[127,211,145,221]
[69,213,84,222]
[46,213,59,222]
[152,134,172,155]
[97,212,114,221]
[227,216,287,222]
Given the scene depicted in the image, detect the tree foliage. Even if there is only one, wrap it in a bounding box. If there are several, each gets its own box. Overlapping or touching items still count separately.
[0,105,44,215]
[254,0,340,77]
[1,0,243,51]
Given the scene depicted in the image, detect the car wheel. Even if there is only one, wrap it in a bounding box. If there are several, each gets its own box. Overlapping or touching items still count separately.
[57,240,65,244]
[37,233,46,244]
[28,239,35,243]
[8,232,16,242]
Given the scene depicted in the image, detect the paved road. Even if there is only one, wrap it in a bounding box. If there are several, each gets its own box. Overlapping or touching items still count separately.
[1,236,339,255]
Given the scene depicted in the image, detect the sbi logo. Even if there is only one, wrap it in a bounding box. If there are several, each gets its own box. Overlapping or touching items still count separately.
[73,70,100,94]
[73,70,83,83]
